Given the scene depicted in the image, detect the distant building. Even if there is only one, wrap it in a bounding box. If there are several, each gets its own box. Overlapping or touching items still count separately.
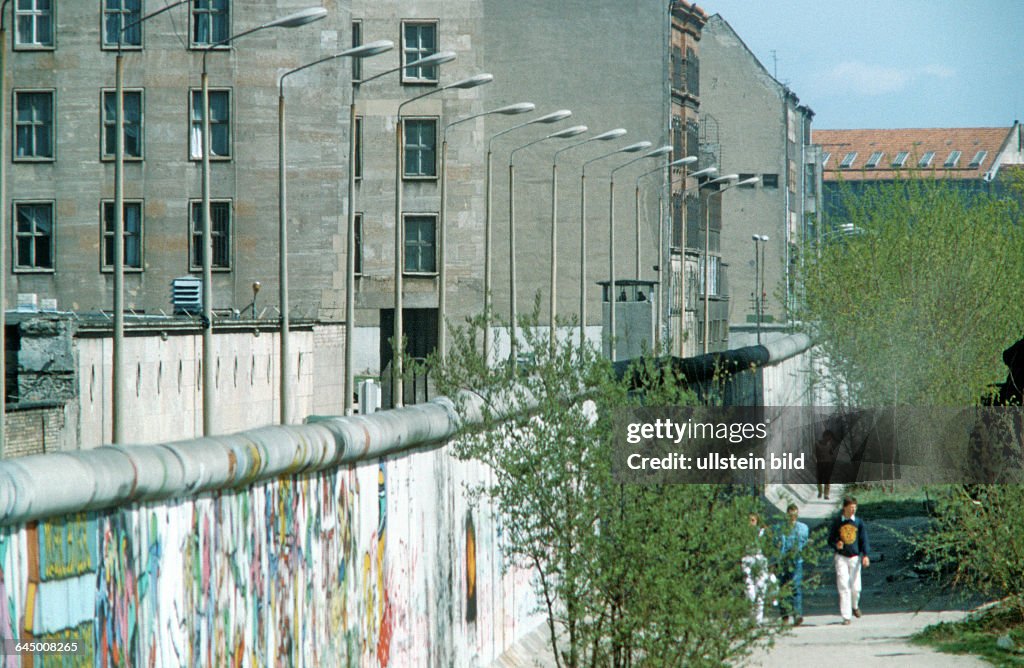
[698,14,821,347]
[813,123,1024,220]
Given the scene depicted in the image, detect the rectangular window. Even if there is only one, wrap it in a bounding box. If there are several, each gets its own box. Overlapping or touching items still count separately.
[190,89,231,159]
[351,21,363,81]
[403,214,436,273]
[761,173,779,188]
[191,0,229,47]
[839,152,857,168]
[103,0,141,48]
[865,151,884,168]
[401,21,438,83]
[15,0,53,48]
[685,47,699,96]
[102,89,143,159]
[402,118,437,178]
[944,150,961,168]
[968,150,987,168]
[354,213,363,275]
[891,151,909,167]
[190,200,232,270]
[101,200,143,270]
[697,254,720,296]
[14,90,53,160]
[918,151,935,167]
[14,202,54,271]
[354,116,363,179]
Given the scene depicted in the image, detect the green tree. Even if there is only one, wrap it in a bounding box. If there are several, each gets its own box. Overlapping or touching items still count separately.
[800,177,1024,407]
[431,310,781,667]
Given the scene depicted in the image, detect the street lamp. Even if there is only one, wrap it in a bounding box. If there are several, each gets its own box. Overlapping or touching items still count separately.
[278,40,393,425]
[578,140,649,350]
[607,145,672,362]
[108,0,191,443]
[439,102,534,362]
[634,156,697,349]
[701,174,758,354]
[345,49,457,416]
[0,0,10,452]
[393,72,494,407]
[666,166,716,354]
[483,109,572,363]
[507,124,588,362]
[198,6,327,436]
[549,128,626,351]
[752,234,769,345]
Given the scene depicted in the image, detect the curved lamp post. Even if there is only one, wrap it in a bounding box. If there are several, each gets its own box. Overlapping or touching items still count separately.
[344,50,456,415]
[634,156,697,349]
[439,102,534,362]
[665,166,717,353]
[700,174,759,354]
[507,124,587,362]
[606,145,672,362]
[483,109,572,363]
[278,40,393,424]
[393,72,494,407]
[548,128,626,351]
[752,234,769,344]
[197,7,327,436]
[578,140,649,350]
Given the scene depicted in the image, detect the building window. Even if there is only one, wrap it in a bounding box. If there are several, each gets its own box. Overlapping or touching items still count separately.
[685,47,700,97]
[190,89,231,159]
[403,214,436,273]
[402,118,437,178]
[191,0,229,47]
[918,151,935,167]
[821,152,831,167]
[944,150,961,168]
[891,151,909,168]
[761,173,779,188]
[102,89,143,159]
[190,200,232,270]
[968,150,987,168]
[101,200,143,270]
[354,213,363,275]
[351,21,363,81]
[839,152,857,168]
[14,202,54,271]
[14,90,54,160]
[103,0,141,48]
[354,116,363,179]
[697,254,719,296]
[865,151,884,168]
[401,21,439,83]
[15,0,53,48]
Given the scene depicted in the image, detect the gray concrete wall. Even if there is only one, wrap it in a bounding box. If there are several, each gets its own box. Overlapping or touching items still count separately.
[481,0,671,330]
[699,14,810,327]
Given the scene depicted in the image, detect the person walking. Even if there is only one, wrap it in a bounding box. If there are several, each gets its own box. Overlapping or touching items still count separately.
[815,429,837,499]
[777,503,809,626]
[828,496,870,625]
[743,513,769,625]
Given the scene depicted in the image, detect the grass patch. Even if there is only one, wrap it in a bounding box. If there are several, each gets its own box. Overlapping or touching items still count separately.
[844,483,932,519]
[913,602,1024,666]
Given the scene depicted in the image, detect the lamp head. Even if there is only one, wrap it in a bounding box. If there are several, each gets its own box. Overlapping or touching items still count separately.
[669,156,699,167]
[594,128,628,141]
[343,39,393,58]
[407,50,457,69]
[549,125,588,139]
[494,102,535,115]
[738,176,761,187]
[446,73,494,89]
[620,141,652,153]
[535,109,573,124]
[690,167,717,179]
[644,145,673,159]
[706,173,740,186]
[268,7,328,28]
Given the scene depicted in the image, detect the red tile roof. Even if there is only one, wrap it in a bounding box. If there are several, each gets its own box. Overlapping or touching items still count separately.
[813,127,1012,181]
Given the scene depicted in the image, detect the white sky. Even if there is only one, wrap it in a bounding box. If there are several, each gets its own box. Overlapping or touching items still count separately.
[702,1,1024,129]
